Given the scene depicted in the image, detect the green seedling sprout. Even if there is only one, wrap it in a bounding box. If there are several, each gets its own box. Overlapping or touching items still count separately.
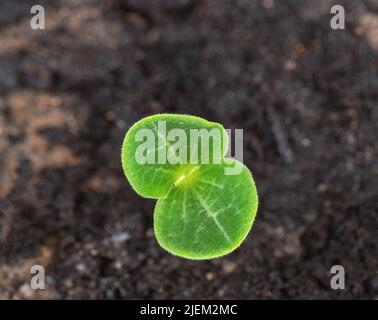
[121,114,258,259]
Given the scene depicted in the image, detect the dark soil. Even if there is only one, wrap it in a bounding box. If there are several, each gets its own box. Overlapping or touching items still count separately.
[0,0,377,299]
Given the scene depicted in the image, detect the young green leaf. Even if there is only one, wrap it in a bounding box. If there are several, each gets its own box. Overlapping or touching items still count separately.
[154,160,258,259]
[121,114,258,260]
[122,114,228,198]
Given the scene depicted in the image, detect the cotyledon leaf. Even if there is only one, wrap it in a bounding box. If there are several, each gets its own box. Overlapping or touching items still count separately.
[154,159,258,259]
[122,114,229,198]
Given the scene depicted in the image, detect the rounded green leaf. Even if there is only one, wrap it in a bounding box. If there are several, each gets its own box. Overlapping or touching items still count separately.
[121,114,229,198]
[154,159,258,260]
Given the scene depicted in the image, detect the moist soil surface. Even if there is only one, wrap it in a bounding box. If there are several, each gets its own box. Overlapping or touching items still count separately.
[0,0,377,299]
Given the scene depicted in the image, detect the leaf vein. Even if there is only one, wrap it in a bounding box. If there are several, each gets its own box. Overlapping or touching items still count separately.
[198,179,224,190]
[193,190,232,244]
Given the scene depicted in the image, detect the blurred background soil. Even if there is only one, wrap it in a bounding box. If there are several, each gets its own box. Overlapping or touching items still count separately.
[0,0,377,299]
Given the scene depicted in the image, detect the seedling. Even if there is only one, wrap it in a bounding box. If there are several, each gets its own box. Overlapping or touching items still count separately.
[121,114,258,259]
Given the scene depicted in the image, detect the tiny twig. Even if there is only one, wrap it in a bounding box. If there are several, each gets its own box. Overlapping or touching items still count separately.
[267,105,294,164]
